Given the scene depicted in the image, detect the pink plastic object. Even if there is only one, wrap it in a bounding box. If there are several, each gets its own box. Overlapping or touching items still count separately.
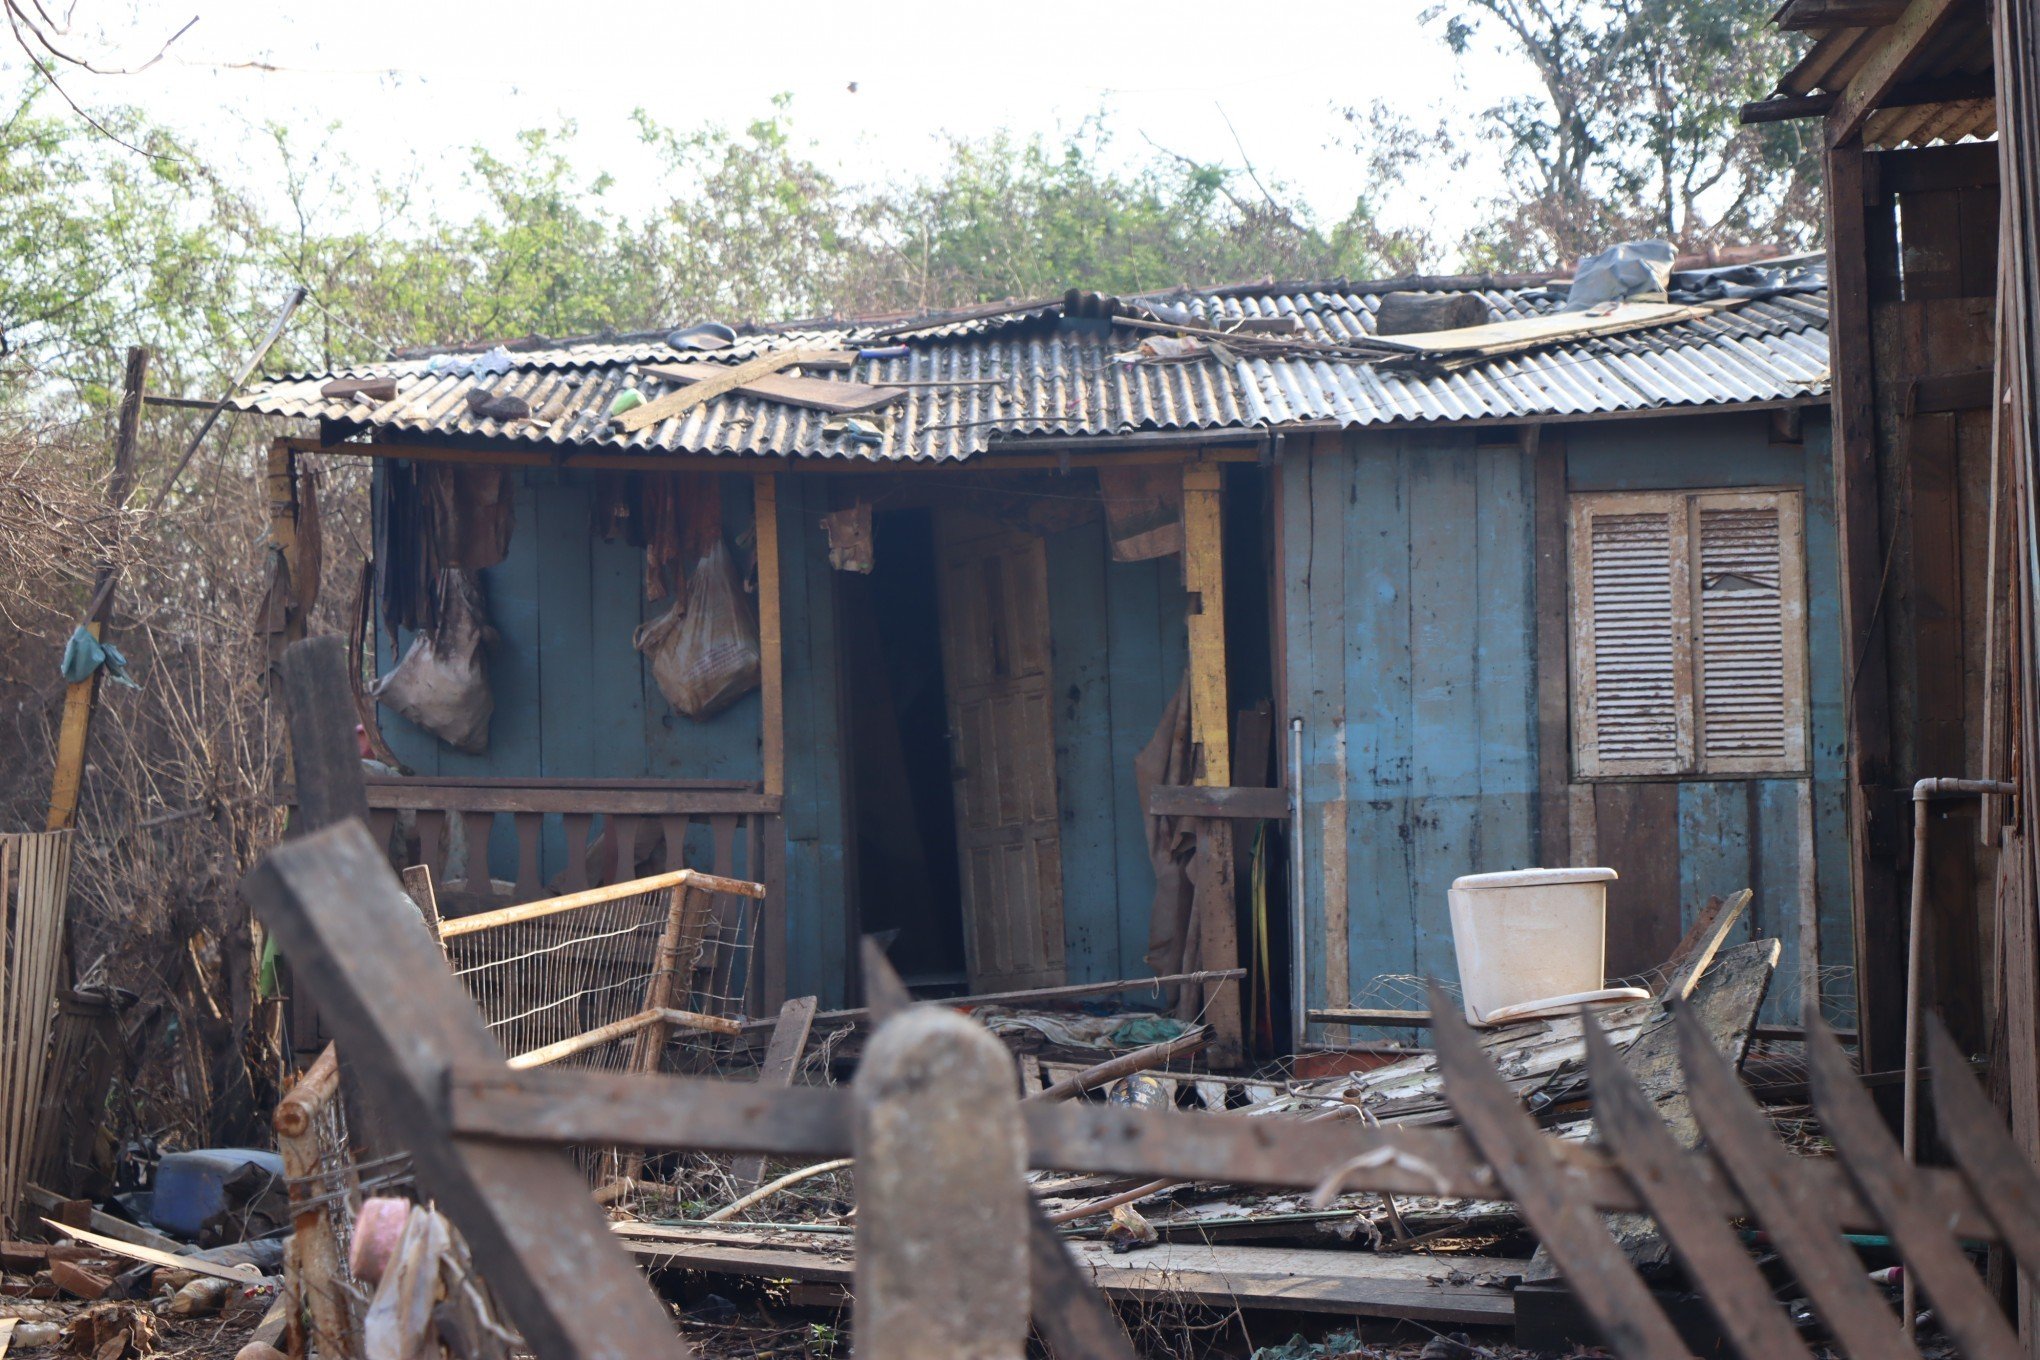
[348,1196,412,1286]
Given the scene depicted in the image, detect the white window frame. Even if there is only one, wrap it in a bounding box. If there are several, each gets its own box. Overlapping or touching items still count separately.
[1568,488,1808,780]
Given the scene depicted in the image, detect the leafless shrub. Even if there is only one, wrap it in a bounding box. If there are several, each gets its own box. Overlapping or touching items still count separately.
[0,398,366,1152]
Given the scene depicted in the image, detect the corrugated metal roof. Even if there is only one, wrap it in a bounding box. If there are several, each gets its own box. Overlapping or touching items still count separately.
[233,271,1830,461]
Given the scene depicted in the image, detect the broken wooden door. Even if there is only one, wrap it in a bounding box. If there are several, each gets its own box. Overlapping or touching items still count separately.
[933,512,1067,991]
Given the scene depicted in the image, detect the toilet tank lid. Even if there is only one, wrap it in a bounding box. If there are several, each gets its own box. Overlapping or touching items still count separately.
[1451,866,1619,891]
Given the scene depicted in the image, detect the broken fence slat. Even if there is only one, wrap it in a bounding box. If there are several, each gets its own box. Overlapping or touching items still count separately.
[860,935,1136,1355]
[1659,888,1753,1003]
[732,996,819,1188]
[1803,1013,2023,1360]
[1925,1014,2040,1271]
[242,822,689,1360]
[1025,1200,1141,1360]
[1676,1004,1919,1360]
[1582,1016,1816,1360]
[1428,983,1689,1360]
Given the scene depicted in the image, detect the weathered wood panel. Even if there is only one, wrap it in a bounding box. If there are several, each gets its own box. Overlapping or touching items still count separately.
[1286,429,1539,1031]
[1045,518,1189,984]
[1287,413,1852,1031]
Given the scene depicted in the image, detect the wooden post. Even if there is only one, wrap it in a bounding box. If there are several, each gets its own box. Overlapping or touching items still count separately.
[1825,141,1905,1074]
[753,475,788,1012]
[266,439,307,669]
[1182,464,1243,1065]
[755,473,785,799]
[47,347,147,832]
[854,1007,1028,1360]
[1181,465,1230,788]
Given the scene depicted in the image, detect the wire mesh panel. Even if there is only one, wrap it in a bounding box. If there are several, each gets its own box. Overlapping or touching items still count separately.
[439,869,762,1074]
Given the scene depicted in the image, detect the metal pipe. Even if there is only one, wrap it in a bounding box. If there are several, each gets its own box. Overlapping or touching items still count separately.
[1902,776,2013,1338]
[1289,718,1307,1054]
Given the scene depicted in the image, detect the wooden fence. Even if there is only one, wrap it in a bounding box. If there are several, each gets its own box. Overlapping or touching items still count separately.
[245,815,2040,1360]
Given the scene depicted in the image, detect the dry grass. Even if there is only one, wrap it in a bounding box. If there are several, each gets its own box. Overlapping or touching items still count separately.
[0,398,369,1152]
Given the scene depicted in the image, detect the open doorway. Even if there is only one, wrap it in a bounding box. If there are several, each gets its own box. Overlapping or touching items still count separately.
[841,508,967,990]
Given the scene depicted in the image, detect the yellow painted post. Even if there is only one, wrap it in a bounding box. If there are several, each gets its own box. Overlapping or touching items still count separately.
[1182,465,1231,787]
[46,348,148,832]
[1182,462,1242,1064]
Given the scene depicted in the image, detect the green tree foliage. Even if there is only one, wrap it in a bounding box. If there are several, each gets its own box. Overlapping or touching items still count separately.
[1424,0,1819,269]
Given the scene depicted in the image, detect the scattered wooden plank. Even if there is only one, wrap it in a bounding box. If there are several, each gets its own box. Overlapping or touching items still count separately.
[1925,1014,2040,1270]
[731,996,818,1188]
[1144,785,1289,820]
[242,821,689,1360]
[1582,1018,1817,1360]
[640,363,906,415]
[615,1230,1519,1326]
[1677,1005,1915,1360]
[1429,983,1688,1360]
[1804,1014,2022,1360]
[42,1220,262,1284]
[614,348,833,433]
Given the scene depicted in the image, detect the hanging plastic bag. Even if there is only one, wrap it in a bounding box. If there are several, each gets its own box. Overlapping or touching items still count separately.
[370,570,495,753]
[636,540,760,720]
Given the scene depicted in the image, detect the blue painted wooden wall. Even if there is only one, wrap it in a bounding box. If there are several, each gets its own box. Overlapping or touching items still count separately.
[1044,516,1189,984]
[1283,411,1850,1034]
[371,466,1183,1005]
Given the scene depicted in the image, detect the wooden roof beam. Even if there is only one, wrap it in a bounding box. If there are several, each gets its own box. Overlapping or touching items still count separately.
[1741,71,1992,124]
[1825,0,1969,146]
[1777,0,1906,31]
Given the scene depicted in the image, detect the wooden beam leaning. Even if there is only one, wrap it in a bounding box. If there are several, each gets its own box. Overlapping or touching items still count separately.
[1803,1013,2023,1360]
[1926,1015,2040,1272]
[1429,984,1689,1360]
[1676,1005,1917,1360]
[1581,1017,1816,1360]
[1826,0,1968,146]
[240,822,689,1360]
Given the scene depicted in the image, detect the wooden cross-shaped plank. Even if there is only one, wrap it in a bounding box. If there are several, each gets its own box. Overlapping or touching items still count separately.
[242,822,689,1360]
[1429,982,1688,1360]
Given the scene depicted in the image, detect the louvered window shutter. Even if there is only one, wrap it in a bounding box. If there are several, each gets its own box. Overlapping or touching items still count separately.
[1569,489,1807,779]
[1694,491,1807,773]
[1570,495,1692,776]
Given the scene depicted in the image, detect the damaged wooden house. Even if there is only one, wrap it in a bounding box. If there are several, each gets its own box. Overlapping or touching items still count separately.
[230,258,1837,1064]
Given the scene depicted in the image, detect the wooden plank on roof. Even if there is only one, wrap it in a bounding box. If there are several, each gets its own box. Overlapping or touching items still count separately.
[640,362,907,415]
[614,347,832,433]
[1825,0,1969,146]
[1366,302,1709,357]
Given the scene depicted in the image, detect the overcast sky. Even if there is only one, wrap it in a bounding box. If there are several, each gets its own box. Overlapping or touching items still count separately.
[22,2,1540,256]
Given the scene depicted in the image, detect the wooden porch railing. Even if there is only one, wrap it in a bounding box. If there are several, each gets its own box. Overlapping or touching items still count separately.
[355,776,786,1009]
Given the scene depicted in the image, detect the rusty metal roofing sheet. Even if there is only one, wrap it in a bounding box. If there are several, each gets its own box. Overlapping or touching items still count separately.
[233,273,1829,459]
